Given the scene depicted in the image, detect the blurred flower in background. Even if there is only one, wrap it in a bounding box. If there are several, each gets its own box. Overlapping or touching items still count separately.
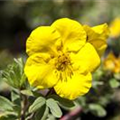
[103,52,120,73]
[110,18,120,38]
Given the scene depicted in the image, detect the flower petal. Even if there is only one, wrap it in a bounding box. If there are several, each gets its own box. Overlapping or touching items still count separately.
[24,53,58,89]
[70,43,100,73]
[26,26,61,56]
[84,23,109,56]
[103,53,116,72]
[103,52,120,73]
[51,18,86,52]
[54,72,92,100]
[109,18,120,38]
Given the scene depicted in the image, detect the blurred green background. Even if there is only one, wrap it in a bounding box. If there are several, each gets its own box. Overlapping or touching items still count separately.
[0,0,120,120]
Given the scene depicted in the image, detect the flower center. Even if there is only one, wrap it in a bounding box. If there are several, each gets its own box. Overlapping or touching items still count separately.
[55,53,73,81]
[56,53,70,71]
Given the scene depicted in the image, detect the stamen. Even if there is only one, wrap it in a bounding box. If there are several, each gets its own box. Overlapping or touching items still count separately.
[55,52,73,81]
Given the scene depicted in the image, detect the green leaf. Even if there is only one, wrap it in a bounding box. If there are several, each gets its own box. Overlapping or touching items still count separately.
[89,104,107,117]
[93,69,103,80]
[48,95,75,110]
[35,105,49,120]
[29,97,46,113]
[21,89,34,96]
[11,91,21,116]
[0,96,14,111]
[76,96,86,107]
[98,97,109,106]
[109,78,120,88]
[47,114,56,120]
[0,114,17,120]
[114,73,120,80]
[2,58,26,88]
[20,73,27,87]
[11,91,20,103]
[0,70,2,79]
[46,98,62,118]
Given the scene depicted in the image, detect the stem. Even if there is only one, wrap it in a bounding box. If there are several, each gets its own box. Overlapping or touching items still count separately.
[19,89,29,120]
[21,95,28,120]
[59,106,82,120]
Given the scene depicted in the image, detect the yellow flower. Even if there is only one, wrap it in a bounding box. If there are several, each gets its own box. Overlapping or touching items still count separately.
[83,23,109,56]
[24,18,109,100]
[110,18,120,38]
[104,52,120,73]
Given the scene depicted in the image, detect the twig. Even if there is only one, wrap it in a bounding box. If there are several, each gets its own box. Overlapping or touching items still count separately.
[19,89,29,120]
[21,95,29,120]
[59,106,82,120]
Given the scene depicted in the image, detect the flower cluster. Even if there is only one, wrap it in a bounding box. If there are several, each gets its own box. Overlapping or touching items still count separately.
[24,18,109,100]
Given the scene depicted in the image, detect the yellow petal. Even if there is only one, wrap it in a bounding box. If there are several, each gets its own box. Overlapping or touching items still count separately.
[54,72,92,100]
[103,52,120,73]
[51,18,86,52]
[70,43,100,73]
[109,18,120,38]
[84,23,109,56]
[26,26,61,56]
[24,53,58,89]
